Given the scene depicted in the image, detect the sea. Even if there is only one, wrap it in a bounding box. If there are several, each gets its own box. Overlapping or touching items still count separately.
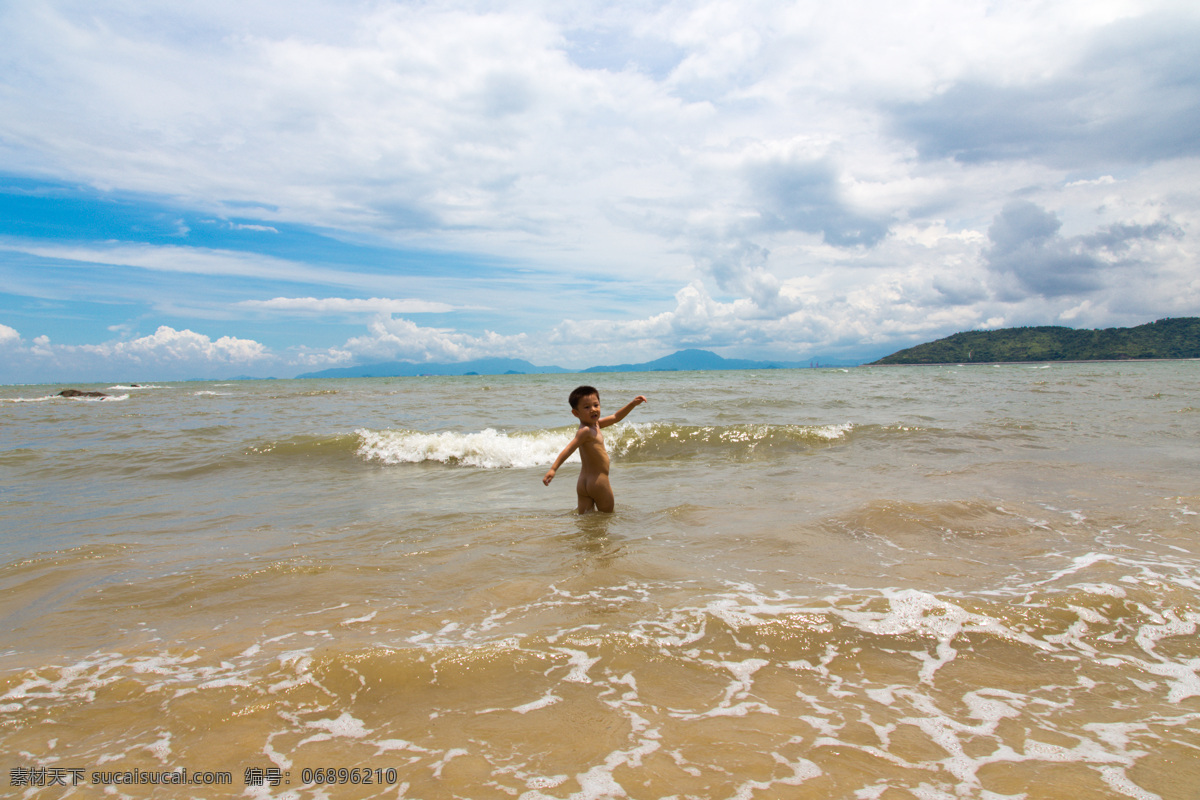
[1,362,1198,799]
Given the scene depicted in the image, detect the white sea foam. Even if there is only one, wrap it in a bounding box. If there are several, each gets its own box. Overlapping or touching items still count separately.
[431,748,469,779]
[354,421,854,469]
[731,755,821,799]
[357,427,566,469]
[671,658,778,720]
[302,712,370,741]
[1039,552,1115,584]
[554,647,601,683]
[810,421,854,439]
[144,731,172,761]
[4,393,129,402]
[373,738,428,754]
[511,691,562,714]
[355,424,566,470]
[1074,583,1127,598]
[5,575,1194,800]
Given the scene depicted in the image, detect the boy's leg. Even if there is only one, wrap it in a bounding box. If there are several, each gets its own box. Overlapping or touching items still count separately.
[576,474,597,514]
[582,473,615,514]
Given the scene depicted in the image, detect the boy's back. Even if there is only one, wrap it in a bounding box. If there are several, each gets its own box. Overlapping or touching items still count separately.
[543,386,646,514]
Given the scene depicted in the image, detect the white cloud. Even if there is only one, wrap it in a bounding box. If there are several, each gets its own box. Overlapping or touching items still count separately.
[0,323,21,345]
[80,325,269,364]
[341,315,530,364]
[238,297,457,314]
[0,0,1198,382]
[227,222,279,233]
[0,325,277,383]
[0,240,477,311]
[4,241,350,284]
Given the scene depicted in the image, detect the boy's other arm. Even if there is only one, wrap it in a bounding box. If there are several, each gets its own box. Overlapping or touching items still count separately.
[543,429,585,485]
[599,395,648,428]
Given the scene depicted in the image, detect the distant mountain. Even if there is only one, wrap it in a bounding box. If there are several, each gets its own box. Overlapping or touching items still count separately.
[583,348,809,372]
[296,357,571,379]
[870,318,1200,365]
[293,349,857,379]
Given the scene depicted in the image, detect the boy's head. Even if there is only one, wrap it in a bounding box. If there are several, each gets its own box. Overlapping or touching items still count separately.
[569,385,599,410]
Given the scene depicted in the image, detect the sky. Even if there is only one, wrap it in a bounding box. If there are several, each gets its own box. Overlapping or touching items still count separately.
[1,0,1198,383]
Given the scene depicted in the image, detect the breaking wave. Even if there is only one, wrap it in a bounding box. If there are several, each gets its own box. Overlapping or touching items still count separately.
[355,422,855,469]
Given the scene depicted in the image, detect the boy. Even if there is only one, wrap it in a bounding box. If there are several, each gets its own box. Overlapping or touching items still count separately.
[543,385,647,514]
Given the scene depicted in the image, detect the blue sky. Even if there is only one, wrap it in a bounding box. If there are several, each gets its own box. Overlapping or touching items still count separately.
[1,0,1198,382]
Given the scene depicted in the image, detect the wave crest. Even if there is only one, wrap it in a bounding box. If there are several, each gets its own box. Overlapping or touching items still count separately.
[357,428,565,469]
[355,422,853,469]
[609,422,852,461]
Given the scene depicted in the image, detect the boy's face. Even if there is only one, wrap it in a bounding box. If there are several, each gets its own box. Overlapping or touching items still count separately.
[571,393,601,425]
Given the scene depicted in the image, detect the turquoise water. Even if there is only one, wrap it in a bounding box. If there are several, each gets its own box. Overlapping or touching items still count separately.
[2,363,1198,798]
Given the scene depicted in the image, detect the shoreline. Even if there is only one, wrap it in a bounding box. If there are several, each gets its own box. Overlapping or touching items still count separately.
[5,357,1200,387]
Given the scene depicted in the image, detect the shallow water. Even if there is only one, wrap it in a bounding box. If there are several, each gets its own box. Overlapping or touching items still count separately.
[2,363,1199,798]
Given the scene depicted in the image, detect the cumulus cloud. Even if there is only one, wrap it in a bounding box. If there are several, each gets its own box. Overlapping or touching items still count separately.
[341,315,529,364]
[81,326,268,364]
[0,325,275,383]
[550,278,949,364]
[691,240,786,313]
[0,323,20,345]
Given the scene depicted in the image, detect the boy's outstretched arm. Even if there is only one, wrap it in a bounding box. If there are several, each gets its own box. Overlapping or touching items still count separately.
[543,429,584,485]
[599,395,648,428]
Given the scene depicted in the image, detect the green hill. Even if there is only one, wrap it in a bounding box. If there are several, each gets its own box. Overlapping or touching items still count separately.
[871,318,1200,365]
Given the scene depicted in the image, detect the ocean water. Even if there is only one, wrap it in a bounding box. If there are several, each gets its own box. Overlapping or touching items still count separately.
[1,363,1198,799]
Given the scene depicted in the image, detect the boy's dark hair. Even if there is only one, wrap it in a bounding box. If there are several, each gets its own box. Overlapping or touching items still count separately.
[569,385,599,409]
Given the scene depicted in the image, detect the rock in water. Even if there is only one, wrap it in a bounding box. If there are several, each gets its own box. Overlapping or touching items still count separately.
[58,389,109,398]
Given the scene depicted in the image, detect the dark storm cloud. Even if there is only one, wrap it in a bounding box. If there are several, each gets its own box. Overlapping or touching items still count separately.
[986,201,1102,297]
[888,14,1200,167]
[744,159,890,247]
[984,200,1180,299]
[1081,220,1183,252]
[930,274,988,306]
